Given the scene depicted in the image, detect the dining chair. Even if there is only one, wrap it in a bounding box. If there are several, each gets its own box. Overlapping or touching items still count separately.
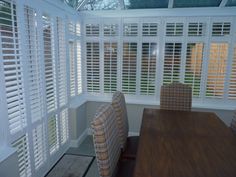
[91,104,135,177]
[160,82,192,111]
[230,110,236,134]
[112,91,139,159]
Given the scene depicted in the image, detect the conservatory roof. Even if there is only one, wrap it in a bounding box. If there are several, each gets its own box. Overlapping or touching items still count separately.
[63,0,236,11]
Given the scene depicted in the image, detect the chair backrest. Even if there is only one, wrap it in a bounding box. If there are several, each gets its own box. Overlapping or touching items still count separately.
[91,104,121,177]
[160,82,192,111]
[112,91,129,149]
[230,110,236,134]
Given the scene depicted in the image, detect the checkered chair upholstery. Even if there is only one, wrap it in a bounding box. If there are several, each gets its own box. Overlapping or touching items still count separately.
[112,91,129,149]
[230,110,236,134]
[160,82,192,111]
[91,104,121,177]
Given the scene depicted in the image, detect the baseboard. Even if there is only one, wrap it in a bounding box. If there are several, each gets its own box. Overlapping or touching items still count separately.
[128,131,140,136]
[70,128,89,148]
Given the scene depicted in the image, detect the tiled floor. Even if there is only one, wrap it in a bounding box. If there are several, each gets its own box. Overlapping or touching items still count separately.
[66,136,99,177]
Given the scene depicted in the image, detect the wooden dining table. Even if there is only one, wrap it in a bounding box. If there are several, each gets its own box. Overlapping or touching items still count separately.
[133,108,236,177]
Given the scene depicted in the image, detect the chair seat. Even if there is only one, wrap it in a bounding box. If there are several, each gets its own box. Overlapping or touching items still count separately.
[115,159,135,177]
[122,136,139,159]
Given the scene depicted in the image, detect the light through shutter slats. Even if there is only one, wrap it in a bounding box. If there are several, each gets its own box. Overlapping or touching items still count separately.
[48,115,59,154]
[0,0,26,134]
[24,6,43,123]
[12,135,31,177]
[77,41,82,94]
[184,43,204,97]
[32,124,46,170]
[86,24,99,36]
[188,22,205,36]
[206,43,228,98]
[43,15,57,113]
[228,46,236,99]
[122,42,137,94]
[141,43,157,95]
[142,23,158,36]
[57,17,67,106]
[123,23,138,36]
[60,109,69,144]
[212,22,231,36]
[166,23,183,36]
[69,41,76,97]
[86,42,100,92]
[163,43,182,85]
[104,42,117,93]
[104,24,118,36]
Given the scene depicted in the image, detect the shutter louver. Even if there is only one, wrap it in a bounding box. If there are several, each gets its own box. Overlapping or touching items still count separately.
[122,43,137,94]
[104,42,117,93]
[77,41,82,94]
[60,109,69,144]
[32,124,46,170]
[206,43,228,98]
[166,23,183,36]
[229,46,236,99]
[24,6,43,123]
[43,15,57,113]
[188,23,205,36]
[12,135,31,177]
[68,21,75,35]
[48,115,59,154]
[212,22,231,36]
[184,43,204,97]
[57,17,67,107]
[104,24,118,36]
[76,22,81,36]
[123,23,138,36]
[163,43,182,85]
[86,42,100,92]
[69,41,76,97]
[86,24,99,36]
[142,23,158,36]
[140,43,157,95]
[0,0,26,134]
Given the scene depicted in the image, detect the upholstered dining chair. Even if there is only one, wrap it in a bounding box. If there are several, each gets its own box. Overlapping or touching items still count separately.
[230,110,236,134]
[112,91,139,159]
[91,104,135,177]
[160,82,192,111]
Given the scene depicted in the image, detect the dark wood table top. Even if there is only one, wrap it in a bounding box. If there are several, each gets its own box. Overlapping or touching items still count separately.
[133,109,236,177]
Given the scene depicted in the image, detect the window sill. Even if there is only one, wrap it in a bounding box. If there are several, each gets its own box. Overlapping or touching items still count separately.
[0,146,16,163]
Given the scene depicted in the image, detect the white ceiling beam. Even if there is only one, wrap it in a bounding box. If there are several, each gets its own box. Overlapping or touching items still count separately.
[168,0,174,8]
[119,0,125,10]
[76,0,89,11]
[220,0,228,7]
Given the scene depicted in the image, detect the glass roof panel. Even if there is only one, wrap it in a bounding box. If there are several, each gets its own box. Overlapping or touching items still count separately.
[226,0,236,6]
[125,0,168,9]
[173,0,222,8]
[81,0,120,10]
[64,0,84,8]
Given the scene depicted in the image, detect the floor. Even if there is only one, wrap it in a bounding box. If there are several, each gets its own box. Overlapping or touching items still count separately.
[66,136,99,177]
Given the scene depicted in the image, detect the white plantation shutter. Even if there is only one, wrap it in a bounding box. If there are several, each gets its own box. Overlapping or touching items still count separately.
[68,21,76,35]
[0,0,26,134]
[122,42,137,94]
[60,109,69,145]
[76,22,81,36]
[206,43,228,98]
[163,43,182,85]
[32,124,46,170]
[12,135,31,177]
[42,15,57,113]
[24,6,43,123]
[104,42,117,93]
[184,43,204,97]
[140,43,157,95]
[166,23,184,36]
[212,22,231,36]
[69,41,76,97]
[77,41,82,94]
[142,23,158,36]
[229,46,236,99]
[104,24,118,36]
[57,17,67,107]
[123,23,138,36]
[188,22,205,36]
[86,42,100,92]
[48,115,59,154]
[86,24,99,36]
